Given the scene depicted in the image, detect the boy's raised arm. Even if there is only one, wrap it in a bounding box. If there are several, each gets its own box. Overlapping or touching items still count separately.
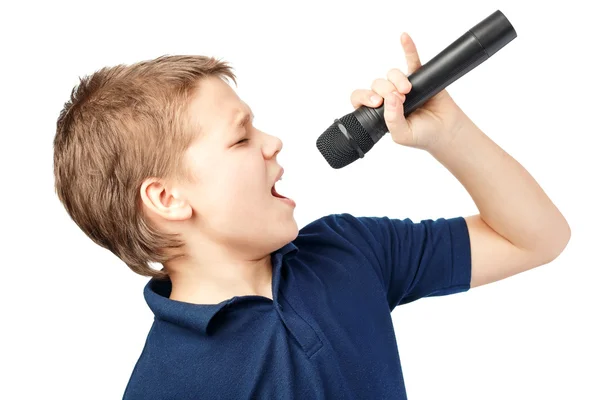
[427,116,570,288]
[350,32,570,289]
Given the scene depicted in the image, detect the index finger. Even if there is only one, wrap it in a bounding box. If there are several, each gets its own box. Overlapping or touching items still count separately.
[401,32,422,74]
[350,89,382,109]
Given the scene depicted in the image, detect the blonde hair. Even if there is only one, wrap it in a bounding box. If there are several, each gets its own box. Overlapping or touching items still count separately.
[53,55,236,279]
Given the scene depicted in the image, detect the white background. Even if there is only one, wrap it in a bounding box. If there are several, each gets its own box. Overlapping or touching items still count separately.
[1,0,598,399]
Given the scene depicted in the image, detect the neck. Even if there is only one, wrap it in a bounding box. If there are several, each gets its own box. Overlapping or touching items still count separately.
[166,250,274,305]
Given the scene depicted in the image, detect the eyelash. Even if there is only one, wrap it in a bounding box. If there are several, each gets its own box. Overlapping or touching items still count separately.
[235,118,254,145]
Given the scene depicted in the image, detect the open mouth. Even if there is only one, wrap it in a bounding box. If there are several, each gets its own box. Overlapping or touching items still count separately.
[271,182,287,199]
[270,167,295,207]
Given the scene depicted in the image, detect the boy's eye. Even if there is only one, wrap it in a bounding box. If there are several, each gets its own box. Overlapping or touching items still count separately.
[236,138,249,145]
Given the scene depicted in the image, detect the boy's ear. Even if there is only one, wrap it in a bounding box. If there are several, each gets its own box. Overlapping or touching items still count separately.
[140,178,192,221]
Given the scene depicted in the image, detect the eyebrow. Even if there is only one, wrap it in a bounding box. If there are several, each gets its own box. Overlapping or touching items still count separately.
[231,107,255,130]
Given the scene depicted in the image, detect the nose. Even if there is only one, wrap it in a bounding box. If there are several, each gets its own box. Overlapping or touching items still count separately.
[262,132,283,159]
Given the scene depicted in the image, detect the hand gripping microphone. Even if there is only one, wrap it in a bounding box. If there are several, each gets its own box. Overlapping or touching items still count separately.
[316,10,517,169]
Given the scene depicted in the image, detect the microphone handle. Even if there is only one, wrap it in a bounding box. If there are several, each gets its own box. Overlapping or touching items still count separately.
[359,10,516,143]
[379,31,488,119]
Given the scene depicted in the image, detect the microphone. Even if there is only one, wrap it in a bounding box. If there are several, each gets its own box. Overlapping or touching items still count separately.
[316,9,517,169]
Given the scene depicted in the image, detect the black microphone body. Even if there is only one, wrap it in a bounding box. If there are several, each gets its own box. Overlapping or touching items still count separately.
[317,10,517,169]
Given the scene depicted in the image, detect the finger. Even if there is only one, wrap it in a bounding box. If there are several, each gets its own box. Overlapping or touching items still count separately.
[371,78,405,103]
[386,68,412,95]
[350,89,383,109]
[384,91,411,142]
[401,32,422,74]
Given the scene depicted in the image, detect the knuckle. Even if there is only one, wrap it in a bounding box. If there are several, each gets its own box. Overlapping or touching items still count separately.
[372,78,393,94]
[387,68,404,79]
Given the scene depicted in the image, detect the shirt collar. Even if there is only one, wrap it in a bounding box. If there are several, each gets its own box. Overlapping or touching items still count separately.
[143,241,298,335]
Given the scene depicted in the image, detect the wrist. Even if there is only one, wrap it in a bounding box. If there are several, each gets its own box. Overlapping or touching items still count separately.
[425,111,476,156]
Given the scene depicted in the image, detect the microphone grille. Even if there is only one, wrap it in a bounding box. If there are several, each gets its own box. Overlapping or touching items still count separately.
[316,123,356,169]
[316,112,375,169]
[340,112,375,153]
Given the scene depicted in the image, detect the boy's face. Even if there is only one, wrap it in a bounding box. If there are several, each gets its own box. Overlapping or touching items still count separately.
[175,76,298,256]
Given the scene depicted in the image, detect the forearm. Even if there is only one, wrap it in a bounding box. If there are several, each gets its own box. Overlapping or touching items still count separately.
[427,116,570,257]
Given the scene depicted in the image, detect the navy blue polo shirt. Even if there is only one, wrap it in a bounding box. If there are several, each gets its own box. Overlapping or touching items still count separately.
[123,213,471,399]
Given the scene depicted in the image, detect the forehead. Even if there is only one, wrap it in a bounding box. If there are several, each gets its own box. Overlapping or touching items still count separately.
[186,76,249,134]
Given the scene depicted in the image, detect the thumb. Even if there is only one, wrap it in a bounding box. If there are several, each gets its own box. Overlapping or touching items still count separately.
[384,91,411,144]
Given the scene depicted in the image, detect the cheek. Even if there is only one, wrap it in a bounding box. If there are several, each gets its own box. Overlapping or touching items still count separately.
[229,161,265,200]
[210,157,266,209]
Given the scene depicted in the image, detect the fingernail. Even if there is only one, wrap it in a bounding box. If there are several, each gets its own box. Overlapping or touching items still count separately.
[370,95,381,105]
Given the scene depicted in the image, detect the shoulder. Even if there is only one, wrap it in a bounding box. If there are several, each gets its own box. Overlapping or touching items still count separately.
[298,212,416,236]
[122,322,211,400]
[295,212,412,254]
[122,324,157,399]
[292,213,396,274]
[294,213,363,251]
[297,212,386,240]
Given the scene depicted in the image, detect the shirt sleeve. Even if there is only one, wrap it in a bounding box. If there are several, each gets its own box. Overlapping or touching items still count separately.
[336,213,472,310]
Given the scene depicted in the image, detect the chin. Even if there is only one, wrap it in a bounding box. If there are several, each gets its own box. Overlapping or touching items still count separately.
[282,217,299,240]
[278,216,299,244]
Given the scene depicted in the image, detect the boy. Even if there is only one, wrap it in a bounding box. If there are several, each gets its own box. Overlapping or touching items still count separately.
[53,32,570,399]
